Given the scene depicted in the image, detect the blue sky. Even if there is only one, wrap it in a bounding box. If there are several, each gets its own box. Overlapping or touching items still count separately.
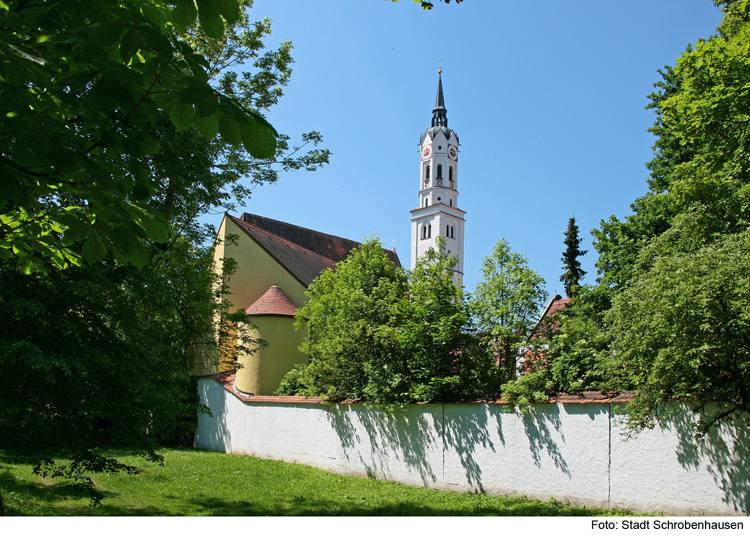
[210,0,723,296]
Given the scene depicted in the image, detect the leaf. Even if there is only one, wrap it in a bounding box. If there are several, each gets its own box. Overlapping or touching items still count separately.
[196,0,224,39]
[215,0,241,24]
[241,118,277,159]
[120,27,141,62]
[219,116,242,147]
[82,232,107,264]
[126,240,150,268]
[194,113,219,139]
[171,0,198,34]
[169,103,195,131]
[132,207,169,244]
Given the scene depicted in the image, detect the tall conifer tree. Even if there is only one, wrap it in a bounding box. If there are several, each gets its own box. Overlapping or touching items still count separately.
[560,217,587,297]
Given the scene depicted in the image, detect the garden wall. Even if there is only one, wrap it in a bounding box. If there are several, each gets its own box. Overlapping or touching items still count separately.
[194,374,749,515]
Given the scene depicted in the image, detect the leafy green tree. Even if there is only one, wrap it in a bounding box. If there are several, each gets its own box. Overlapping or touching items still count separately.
[470,239,548,384]
[0,239,262,504]
[559,217,587,298]
[279,237,491,404]
[0,0,327,507]
[607,224,750,435]
[286,237,408,402]
[599,0,750,433]
[0,0,277,273]
[500,285,616,409]
[591,65,683,295]
[376,238,492,403]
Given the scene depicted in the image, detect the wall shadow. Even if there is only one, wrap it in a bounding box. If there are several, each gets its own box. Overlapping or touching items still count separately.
[440,405,504,492]
[326,405,438,486]
[518,405,570,477]
[667,409,750,514]
[193,379,231,453]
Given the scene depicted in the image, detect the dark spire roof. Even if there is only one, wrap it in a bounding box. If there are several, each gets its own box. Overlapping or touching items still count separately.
[431,72,448,128]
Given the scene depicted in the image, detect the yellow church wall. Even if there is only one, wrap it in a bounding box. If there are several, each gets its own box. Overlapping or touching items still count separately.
[220,216,309,311]
[235,315,309,396]
[205,214,311,381]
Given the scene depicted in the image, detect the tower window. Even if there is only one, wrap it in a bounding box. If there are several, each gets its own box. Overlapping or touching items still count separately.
[424,198,428,207]
[437,164,443,179]
[422,223,432,240]
[428,224,432,238]
[425,165,430,180]
[449,166,453,181]
[450,199,453,207]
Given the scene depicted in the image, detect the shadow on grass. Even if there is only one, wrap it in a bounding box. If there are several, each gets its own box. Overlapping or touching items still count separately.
[171,494,610,516]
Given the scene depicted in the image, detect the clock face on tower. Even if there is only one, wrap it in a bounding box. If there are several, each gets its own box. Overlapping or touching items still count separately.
[421,145,432,159]
[448,144,458,161]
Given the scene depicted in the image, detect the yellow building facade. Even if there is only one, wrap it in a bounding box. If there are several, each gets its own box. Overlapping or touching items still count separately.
[202,213,400,396]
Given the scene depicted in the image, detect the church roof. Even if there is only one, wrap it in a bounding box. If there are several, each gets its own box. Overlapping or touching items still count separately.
[246,285,298,317]
[434,73,446,112]
[228,213,401,287]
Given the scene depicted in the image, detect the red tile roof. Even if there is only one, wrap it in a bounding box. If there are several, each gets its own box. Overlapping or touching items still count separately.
[530,295,571,339]
[246,285,298,317]
[547,296,571,317]
[209,372,632,405]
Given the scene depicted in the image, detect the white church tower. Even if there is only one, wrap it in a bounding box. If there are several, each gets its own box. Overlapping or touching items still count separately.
[410,70,466,283]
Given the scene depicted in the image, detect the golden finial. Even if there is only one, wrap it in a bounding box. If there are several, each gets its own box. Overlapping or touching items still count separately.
[438,62,442,75]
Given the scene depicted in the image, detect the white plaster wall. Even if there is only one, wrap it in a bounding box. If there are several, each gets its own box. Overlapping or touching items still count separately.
[440,403,610,509]
[609,410,748,515]
[195,378,748,515]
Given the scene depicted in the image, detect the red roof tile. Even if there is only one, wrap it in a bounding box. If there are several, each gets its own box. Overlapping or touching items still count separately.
[546,296,571,317]
[246,285,298,317]
[209,372,633,406]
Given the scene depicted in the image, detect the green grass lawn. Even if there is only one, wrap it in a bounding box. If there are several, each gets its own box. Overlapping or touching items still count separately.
[0,447,637,516]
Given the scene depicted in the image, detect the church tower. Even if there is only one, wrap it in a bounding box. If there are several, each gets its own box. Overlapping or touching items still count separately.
[410,70,466,283]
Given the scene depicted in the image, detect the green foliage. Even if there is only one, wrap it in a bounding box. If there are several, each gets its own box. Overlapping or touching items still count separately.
[500,368,554,410]
[470,239,548,384]
[0,0,325,504]
[0,0,279,272]
[607,225,750,435]
[559,217,587,297]
[500,286,616,410]
[288,237,408,401]
[596,1,750,433]
[279,237,492,404]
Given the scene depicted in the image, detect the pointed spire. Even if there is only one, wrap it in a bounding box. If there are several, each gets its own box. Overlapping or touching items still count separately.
[431,67,448,128]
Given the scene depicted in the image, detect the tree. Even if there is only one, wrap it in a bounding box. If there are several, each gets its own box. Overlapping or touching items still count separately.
[470,239,548,384]
[598,0,750,434]
[278,237,492,404]
[607,224,750,436]
[377,238,492,404]
[0,0,328,507]
[559,217,587,297]
[0,0,277,273]
[285,237,408,402]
